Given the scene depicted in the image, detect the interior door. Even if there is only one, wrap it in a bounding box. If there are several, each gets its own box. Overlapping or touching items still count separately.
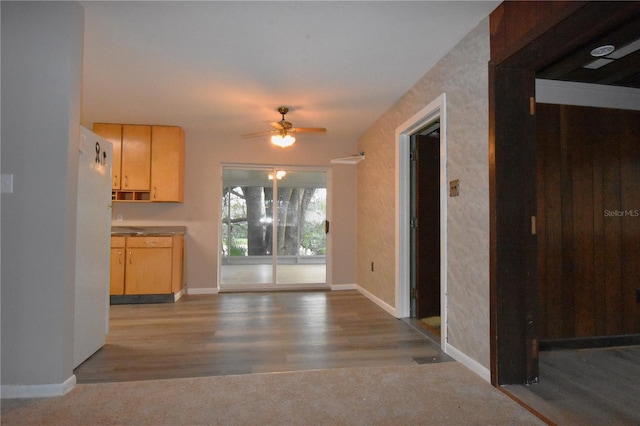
[410,130,441,322]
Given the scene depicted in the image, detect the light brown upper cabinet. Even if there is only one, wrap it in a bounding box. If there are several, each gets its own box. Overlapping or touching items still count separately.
[93,123,184,203]
[121,124,151,191]
[151,126,185,202]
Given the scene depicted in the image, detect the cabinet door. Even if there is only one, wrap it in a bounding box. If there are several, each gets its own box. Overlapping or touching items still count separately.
[125,248,173,294]
[151,126,185,202]
[93,123,122,190]
[110,247,126,295]
[121,125,151,190]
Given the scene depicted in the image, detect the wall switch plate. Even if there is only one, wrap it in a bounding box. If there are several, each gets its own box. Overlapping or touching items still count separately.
[449,179,460,197]
[1,174,14,194]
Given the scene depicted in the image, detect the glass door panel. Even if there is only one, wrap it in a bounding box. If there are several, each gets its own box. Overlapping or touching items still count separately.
[221,168,274,286]
[275,170,326,285]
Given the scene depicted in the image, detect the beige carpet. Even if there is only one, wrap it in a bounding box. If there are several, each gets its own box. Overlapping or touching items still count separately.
[1,363,544,425]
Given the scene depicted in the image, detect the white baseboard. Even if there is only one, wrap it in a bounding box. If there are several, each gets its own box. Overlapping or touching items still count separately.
[1,375,76,399]
[445,343,491,383]
[188,285,353,294]
[331,283,356,291]
[186,287,219,295]
[356,285,397,317]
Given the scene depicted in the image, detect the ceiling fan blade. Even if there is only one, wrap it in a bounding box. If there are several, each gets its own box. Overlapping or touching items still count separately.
[290,127,327,134]
[243,107,327,140]
[241,129,274,138]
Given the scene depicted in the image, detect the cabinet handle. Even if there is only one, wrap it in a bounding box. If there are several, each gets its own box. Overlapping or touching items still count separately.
[129,251,132,263]
[124,175,128,187]
[153,187,157,199]
[145,241,158,246]
[118,250,123,265]
[114,174,118,186]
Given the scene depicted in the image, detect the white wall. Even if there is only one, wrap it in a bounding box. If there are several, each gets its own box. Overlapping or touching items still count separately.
[357,19,492,370]
[1,1,84,396]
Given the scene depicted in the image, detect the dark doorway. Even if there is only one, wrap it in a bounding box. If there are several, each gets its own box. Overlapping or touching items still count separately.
[489,1,640,385]
[410,124,441,335]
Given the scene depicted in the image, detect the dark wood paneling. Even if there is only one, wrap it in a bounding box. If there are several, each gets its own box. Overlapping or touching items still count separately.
[620,111,640,333]
[537,104,640,340]
[489,65,538,385]
[491,2,640,68]
[570,108,596,337]
[490,1,585,63]
[603,127,623,335]
[537,105,564,338]
[488,2,506,57]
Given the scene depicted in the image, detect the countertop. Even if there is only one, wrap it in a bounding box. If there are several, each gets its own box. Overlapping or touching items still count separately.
[111,226,187,236]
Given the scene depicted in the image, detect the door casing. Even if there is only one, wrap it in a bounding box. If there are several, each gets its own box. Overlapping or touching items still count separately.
[395,94,448,349]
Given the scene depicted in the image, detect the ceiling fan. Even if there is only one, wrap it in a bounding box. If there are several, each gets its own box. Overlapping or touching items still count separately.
[242,106,327,147]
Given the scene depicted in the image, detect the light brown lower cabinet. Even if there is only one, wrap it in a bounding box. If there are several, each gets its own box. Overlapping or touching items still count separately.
[110,236,126,295]
[109,235,183,297]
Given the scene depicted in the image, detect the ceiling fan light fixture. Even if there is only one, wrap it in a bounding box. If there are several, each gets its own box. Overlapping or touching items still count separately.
[242,106,325,145]
[271,134,296,148]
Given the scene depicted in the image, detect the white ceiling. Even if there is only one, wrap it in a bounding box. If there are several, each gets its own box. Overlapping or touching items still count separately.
[81,1,499,148]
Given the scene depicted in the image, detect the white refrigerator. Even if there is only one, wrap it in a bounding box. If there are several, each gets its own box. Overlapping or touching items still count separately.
[73,126,112,368]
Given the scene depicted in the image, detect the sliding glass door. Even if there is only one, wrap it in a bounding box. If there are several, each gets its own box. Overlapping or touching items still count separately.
[274,169,327,285]
[220,166,327,290]
[221,168,274,286]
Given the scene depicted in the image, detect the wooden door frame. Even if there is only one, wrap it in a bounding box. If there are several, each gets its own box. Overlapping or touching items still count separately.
[489,1,640,385]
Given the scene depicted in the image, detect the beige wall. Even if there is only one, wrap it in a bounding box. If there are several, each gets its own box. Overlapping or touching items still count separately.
[357,19,491,368]
[92,124,358,291]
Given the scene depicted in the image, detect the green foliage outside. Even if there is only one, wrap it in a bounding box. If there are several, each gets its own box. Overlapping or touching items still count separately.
[222,184,326,257]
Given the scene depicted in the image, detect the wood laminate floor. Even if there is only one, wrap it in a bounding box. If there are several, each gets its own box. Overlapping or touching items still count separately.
[503,345,640,425]
[74,290,452,384]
